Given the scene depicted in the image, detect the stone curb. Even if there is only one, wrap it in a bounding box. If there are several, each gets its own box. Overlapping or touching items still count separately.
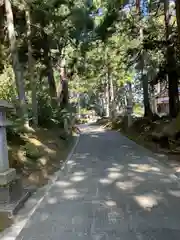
[0,132,80,240]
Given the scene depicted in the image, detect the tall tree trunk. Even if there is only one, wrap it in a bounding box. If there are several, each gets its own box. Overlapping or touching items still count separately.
[43,33,57,106]
[25,6,38,125]
[0,8,4,71]
[142,74,152,117]
[150,85,157,115]
[126,82,133,127]
[105,79,110,117]
[136,3,152,118]
[108,67,115,118]
[59,58,69,108]
[136,0,140,14]
[104,45,110,117]
[167,46,179,117]
[164,0,179,117]
[100,79,106,116]
[140,28,153,118]
[175,0,180,45]
[4,0,29,127]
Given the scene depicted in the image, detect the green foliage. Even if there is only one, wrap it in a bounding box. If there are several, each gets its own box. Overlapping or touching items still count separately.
[133,103,143,116]
[0,0,179,132]
[22,142,43,160]
[0,66,16,101]
[36,88,54,126]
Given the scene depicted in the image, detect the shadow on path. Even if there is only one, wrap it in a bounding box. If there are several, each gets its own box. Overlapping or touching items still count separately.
[15,125,180,239]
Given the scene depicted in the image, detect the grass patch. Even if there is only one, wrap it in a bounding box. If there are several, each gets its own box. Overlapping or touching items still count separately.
[8,127,76,188]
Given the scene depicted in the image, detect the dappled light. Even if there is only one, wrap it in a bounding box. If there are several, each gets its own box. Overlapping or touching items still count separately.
[67,160,75,165]
[73,153,90,160]
[81,125,106,134]
[54,181,72,187]
[106,167,121,172]
[116,180,139,191]
[73,171,87,176]
[70,175,86,182]
[107,172,123,180]
[28,138,42,147]
[90,134,99,138]
[2,0,180,236]
[63,188,82,200]
[134,193,163,210]
[128,163,161,173]
[160,178,173,183]
[112,163,124,169]
[104,200,117,207]
[132,175,145,182]
[99,178,113,185]
[8,125,180,240]
[66,160,76,167]
[121,145,132,149]
[47,197,57,205]
[168,190,180,198]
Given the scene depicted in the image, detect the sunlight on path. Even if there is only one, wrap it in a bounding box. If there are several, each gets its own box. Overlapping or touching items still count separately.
[2,124,180,240]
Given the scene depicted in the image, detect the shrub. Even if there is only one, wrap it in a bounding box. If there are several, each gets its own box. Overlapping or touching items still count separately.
[22,142,43,160]
[0,66,15,101]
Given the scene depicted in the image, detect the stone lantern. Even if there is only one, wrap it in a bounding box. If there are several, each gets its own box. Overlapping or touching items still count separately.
[0,100,31,215]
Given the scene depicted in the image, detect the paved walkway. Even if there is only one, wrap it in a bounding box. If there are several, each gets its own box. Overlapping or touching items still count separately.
[15,125,180,239]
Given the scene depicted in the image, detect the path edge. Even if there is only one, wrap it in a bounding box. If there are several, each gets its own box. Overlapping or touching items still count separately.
[0,132,81,240]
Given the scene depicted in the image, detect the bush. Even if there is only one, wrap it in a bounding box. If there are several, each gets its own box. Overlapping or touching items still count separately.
[22,142,43,160]
[0,66,15,101]
[37,89,54,126]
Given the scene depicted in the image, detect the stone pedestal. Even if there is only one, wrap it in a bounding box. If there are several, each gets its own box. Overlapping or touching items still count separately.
[0,100,32,217]
[0,177,22,204]
[0,168,16,186]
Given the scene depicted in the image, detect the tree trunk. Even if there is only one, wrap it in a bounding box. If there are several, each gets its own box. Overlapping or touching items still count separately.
[150,85,157,115]
[176,0,180,45]
[167,46,179,117]
[108,67,116,118]
[164,0,179,117]
[0,7,4,71]
[100,79,106,117]
[139,28,153,118]
[25,6,38,125]
[59,58,69,108]
[136,0,140,13]
[101,93,106,116]
[47,60,57,101]
[109,73,114,104]
[43,33,57,106]
[105,77,110,117]
[126,82,133,127]
[136,0,153,118]
[104,45,110,117]
[4,0,29,127]
[142,74,152,117]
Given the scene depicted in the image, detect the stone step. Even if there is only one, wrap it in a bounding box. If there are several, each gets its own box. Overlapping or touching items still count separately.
[0,177,33,217]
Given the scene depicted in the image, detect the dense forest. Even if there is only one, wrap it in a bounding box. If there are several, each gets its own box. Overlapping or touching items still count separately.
[0,0,179,124]
[1,0,180,185]
[0,0,179,121]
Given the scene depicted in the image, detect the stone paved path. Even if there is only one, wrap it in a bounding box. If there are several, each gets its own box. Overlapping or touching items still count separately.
[16,124,180,239]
